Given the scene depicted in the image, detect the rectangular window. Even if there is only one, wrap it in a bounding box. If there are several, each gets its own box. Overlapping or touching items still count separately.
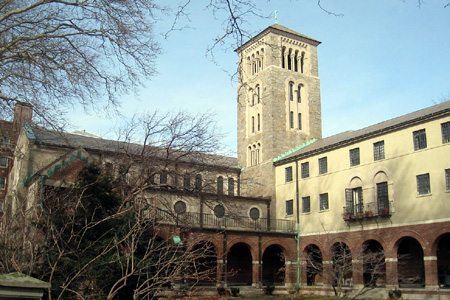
[252,116,255,133]
[285,166,293,182]
[0,177,5,189]
[318,157,327,174]
[289,83,294,101]
[413,129,427,150]
[228,178,235,196]
[0,157,7,167]
[345,187,363,215]
[302,196,310,213]
[286,200,294,215]
[297,85,302,103]
[298,113,302,130]
[160,172,168,185]
[373,141,385,161]
[289,111,294,128]
[183,174,190,188]
[301,162,309,178]
[349,148,360,166]
[442,121,450,144]
[377,182,389,212]
[416,173,431,195]
[319,193,329,211]
[445,169,450,191]
[257,114,261,131]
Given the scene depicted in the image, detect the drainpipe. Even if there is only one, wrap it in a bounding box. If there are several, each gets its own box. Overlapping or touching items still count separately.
[295,160,300,290]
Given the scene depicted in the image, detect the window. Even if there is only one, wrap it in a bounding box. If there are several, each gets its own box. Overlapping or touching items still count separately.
[1,137,9,146]
[301,162,309,178]
[446,169,450,191]
[289,82,294,101]
[252,116,255,133]
[302,196,310,213]
[228,178,235,196]
[285,166,293,182]
[183,174,190,188]
[217,176,223,194]
[257,114,261,131]
[160,171,168,185]
[416,173,430,195]
[349,148,360,166]
[0,177,6,189]
[442,121,450,144]
[0,157,7,167]
[377,182,389,212]
[318,157,327,174]
[289,111,294,128]
[214,205,225,218]
[174,201,187,214]
[413,129,427,150]
[256,85,261,103]
[249,207,260,220]
[345,187,363,215]
[373,141,385,161]
[319,193,329,211]
[298,113,302,130]
[297,84,302,103]
[286,200,294,215]
[195,174,202,190]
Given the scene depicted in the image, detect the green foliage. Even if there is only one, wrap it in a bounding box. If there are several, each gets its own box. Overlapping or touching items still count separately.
[230,287,240,297]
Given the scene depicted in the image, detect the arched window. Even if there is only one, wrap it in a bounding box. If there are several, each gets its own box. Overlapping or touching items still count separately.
[289,82,294,101]
[183,174,190,188]
[298,113,302,130]
[287,48,292,70]
[290,111,294,129]
[281,47,286,68]
[160,170,168,185]
[256,85,260,103]
[195,174,202,191]
[300,52,305,73]
[228,178,235,196]
[257,114,260,131]
[251,116,255,133]
[297,84,302,102]
[294,50,299,72]
[217,176,224,195]
[374,171,390,215]
[345,177,363,217]
[256,142,261,163]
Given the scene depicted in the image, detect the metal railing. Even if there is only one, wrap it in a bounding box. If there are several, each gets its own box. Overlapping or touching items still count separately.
[343,200,394,221]
[152,209,296,233]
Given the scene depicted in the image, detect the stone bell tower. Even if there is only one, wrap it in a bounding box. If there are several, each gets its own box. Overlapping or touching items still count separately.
[236,24,322,200]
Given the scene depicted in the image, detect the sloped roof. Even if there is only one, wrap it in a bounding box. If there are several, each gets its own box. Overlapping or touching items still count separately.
[236,23,321,53]
[274,101,450,165]
[27,127,239,170]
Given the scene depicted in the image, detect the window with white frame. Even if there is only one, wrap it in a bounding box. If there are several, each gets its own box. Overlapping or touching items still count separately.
[0,177,6,189]
[302,196,310,213]
[286,199,294,215]
[377,182,389,212]
[301,162,309,178]
[413,129,427,150]
[442,121,450,144]
[345,187,363,215]
[416,173,430,195]
[318,157,327,175]
[285,166,293,182]
[319,193,329,211]
[349,148,360,166]
[373,141,385,161]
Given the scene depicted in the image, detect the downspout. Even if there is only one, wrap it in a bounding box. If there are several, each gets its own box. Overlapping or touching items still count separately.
[294,160,300,290]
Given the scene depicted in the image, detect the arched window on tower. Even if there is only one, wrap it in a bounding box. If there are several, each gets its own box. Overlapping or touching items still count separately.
[251,116,255,133]
[281,47,286,68]
[300,52,305,73]
[257,114,260,131]
[287,48,292,70]
[290,111,294,129]
[257,142,261,163]
[294,50,299,72]
[289,82,294,101]
[297,84,303,103]
[298,113,302,130]
[256,85,260,103]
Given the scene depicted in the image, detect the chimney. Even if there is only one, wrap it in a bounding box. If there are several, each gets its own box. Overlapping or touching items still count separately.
[13,102,33,131]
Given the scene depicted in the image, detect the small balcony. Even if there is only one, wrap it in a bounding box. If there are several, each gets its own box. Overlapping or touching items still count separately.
[153,209,296,233]
[343,200,394,221]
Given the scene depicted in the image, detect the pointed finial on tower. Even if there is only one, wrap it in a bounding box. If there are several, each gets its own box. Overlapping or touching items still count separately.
[274,10,278,24]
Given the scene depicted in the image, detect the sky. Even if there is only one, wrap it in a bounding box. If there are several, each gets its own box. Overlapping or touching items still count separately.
[68,0,450,157]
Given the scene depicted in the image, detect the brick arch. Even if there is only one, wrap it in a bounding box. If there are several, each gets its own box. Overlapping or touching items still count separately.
[390,231,428,256]
[226,237,258,262]
[187,238,221,256]
[430,226,450,255]
[301,240,325,260]
[262,239,293,261]
[327,236,355,258]
[360,234,388,256]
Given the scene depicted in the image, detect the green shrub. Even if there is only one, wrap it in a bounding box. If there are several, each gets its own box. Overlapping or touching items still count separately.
[230,288,240,297]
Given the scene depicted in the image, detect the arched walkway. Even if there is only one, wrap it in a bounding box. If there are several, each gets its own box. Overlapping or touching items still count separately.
[362,240,386,287]
[397,237,425,288]
[304,244,323,286]
[190,241,217,285]
[227,243,252,285]
[436,233,450,287]
[262,244,285,285]
[331,242,352,287]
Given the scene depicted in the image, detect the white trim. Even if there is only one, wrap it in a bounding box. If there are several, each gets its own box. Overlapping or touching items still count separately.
[385,258,398,262]
[424,256,437,261]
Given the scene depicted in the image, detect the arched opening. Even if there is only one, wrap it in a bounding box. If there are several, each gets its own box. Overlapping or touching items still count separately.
[397,237,425,288]
[362,240,386,287]
[217,176,223,195]
[190,241,217,286]
[262,245,285,286]
[437,233,450,287]
[227,243,252,285]
[331,242,352,288]
[304,244,323,286]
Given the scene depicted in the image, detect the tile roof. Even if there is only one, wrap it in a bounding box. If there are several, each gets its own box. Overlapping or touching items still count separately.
[29,127,239,169]
[274,101,450,165]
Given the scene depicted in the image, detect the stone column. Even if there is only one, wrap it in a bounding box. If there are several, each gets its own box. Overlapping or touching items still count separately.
[322,260,333,289]
[252,260,260,287]
[385,257,398,290]
[285,261,292,285]
[217,259,224,287]
[424,256,439,290]
[352,259,364,289]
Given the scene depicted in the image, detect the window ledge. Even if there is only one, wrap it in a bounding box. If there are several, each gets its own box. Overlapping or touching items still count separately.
[319,209,329,213]
[416,193,432,198]
[302,212,311,215]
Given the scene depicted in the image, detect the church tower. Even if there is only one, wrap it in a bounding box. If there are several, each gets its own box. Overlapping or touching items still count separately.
[236,24,322,199]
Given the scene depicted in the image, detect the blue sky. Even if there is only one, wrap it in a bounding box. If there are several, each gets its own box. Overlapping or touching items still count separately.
[68,1,450,156]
